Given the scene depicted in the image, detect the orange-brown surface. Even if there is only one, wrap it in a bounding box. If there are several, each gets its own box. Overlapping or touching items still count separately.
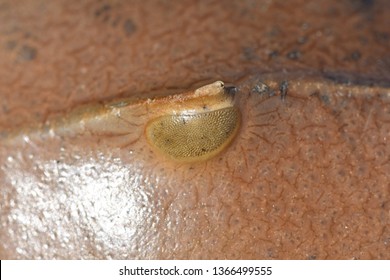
[0,0,389,259]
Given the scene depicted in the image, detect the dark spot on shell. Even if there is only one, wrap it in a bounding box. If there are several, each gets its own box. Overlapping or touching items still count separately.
[225,85,238,96]
[350,0,375,11]
[360,0,375,7]
[242,47,257,60]
[5,40,17,50]
[279,80,288,100]
[252,82,270,95]
[297,36,307,44]
[268,50,279,58]
[123,19,137,37]
[0,131,8,139]
[95,4,111,17]
[19,45,37,61]
[374,31,389,44]
[320,94,330,104]
[349,50,361,61]
[287,50,302,60]
[2,104,9,113]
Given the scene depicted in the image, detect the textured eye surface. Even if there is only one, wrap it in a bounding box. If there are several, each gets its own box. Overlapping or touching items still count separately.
[146,107,240,161]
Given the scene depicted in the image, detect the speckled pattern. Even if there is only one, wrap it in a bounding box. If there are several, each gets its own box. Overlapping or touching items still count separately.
[0,0,389,259]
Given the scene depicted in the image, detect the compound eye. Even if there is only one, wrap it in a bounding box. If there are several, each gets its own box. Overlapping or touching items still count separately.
[145,107,240,162]
[145,81,240,162]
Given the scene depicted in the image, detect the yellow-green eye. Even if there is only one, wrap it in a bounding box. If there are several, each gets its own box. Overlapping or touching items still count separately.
[145,81,240,162]
[146,107,240,162]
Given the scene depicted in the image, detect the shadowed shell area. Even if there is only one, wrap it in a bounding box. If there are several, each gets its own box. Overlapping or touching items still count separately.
[0,0,390,260]
[146,107,240,161]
